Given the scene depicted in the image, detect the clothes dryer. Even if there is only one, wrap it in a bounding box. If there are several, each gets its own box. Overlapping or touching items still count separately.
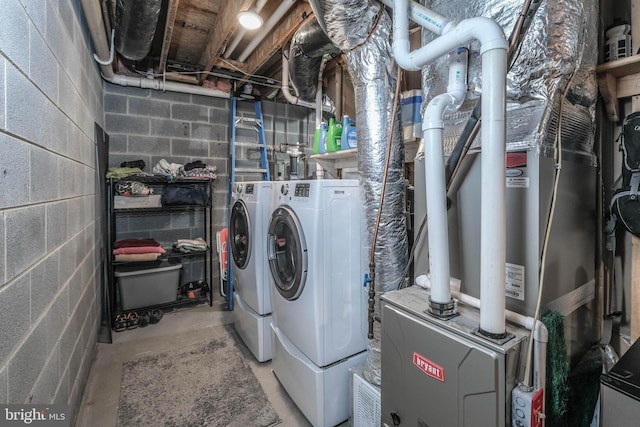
[229,181,273,362]
[268,179,367,427]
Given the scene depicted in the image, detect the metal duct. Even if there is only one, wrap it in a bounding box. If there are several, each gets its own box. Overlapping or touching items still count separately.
[309,0,408,386]
[289,19,341,102]
[420,0,598,163]
[114,0,163,61]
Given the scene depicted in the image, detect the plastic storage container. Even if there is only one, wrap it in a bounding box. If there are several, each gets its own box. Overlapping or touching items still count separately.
[115,260,182,310]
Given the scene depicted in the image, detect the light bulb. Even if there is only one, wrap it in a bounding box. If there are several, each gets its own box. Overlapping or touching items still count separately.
[237,10,263,30]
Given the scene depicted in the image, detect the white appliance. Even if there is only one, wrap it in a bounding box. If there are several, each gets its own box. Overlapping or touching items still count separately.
[268,179,368,427]
[229,181,273,362]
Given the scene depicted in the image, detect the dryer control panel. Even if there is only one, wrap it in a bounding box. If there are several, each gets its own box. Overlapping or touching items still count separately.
[294,183,310,197]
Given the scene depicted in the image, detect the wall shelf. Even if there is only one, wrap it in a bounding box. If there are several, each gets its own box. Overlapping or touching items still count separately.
[310,148,358,160]
[596,55,640,122]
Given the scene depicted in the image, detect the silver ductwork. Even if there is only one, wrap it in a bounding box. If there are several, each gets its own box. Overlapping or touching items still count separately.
[114,0,163,61]
[420,0,598,163]
[309,0,408,386]
[289,19,341,102]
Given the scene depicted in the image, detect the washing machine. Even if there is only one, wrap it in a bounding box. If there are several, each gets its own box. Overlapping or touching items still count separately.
[229,181,273,362]
[268,179,368,427]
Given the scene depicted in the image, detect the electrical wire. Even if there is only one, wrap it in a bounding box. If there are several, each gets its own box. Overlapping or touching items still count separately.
[522,69,577,388]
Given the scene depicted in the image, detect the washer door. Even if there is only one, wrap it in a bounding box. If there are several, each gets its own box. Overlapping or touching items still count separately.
[267,206,307,301]
[230,200,250,270]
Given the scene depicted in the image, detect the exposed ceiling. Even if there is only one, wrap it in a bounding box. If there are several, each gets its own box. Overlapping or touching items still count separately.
[106,0,320,99]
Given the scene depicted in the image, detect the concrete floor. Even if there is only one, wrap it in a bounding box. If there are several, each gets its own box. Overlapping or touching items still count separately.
[75,294,327,427]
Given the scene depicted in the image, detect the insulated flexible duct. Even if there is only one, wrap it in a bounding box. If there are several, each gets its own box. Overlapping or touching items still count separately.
[289,19,341,102]
[419,0,598,162]
[309,0,408,386]
[114,0,163,61]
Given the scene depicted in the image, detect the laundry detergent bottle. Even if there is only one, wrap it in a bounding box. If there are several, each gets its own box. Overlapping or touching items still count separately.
[313,121,328,154]
[342,115,356,149]
[325,118,343,152]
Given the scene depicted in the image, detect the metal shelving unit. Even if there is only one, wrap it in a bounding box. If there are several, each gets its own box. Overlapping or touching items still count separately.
[106,176,214,327]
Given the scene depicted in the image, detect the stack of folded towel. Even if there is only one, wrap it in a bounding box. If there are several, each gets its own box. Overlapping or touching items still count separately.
[113,238,165,261]
[173,237,208,254]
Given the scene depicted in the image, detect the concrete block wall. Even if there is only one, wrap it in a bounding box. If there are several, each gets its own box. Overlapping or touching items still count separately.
[104,86,317,286]
[0,0,104,422]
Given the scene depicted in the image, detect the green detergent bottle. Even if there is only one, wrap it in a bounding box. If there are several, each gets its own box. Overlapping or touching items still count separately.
[325,118,343,152]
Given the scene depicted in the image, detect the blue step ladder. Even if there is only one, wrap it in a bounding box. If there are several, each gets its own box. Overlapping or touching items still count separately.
[226,97,270,310]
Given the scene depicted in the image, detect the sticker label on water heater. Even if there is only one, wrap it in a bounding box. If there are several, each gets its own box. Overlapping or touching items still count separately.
[506,177,529,188]
[413,352,445,382]
[505,263,525,300]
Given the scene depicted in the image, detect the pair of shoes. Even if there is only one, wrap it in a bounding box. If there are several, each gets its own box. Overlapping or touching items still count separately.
[125,312,139,330]
[114,314,128,332]
[139,311,151,327]
[149,309,163,324]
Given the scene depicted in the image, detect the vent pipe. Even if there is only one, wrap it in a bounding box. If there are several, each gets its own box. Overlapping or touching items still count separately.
[288,19,340,102]
[392,0,509,337]
[114,0,163,61]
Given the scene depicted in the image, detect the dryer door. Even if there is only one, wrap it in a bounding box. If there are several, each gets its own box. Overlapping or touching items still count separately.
[267,206,308,300]
[230,200,251,270]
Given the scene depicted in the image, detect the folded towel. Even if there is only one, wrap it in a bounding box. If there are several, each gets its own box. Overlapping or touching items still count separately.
[113,238,161,249]
[106,167,144,178]
[114,253,160,262]
[174,237,208,248]
[113,246,166,255]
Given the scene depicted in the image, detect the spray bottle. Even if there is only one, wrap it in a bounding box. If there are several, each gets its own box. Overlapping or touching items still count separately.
[313,121,328,154]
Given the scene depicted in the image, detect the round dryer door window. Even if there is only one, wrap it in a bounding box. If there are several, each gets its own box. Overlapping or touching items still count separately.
[230,200,250,270]
[267,206,307,300]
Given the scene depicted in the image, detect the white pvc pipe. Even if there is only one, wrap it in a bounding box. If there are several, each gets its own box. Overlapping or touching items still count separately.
[224,0,269,59]
[533,323,548,392]
[379,0,453,35]
[424,95,456,304]
[423,48,467,305]
[479,47,507,335]
[281,54,334,112]
[393,0,508,335]
[81,0,230,99]
[106,74,230,98]
[79,0,115,78]
[238,0,297,63]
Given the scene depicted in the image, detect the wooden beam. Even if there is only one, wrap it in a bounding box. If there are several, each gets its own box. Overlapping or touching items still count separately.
[159,0,180,74]
[198,0,253,84]
[244,1,314,76]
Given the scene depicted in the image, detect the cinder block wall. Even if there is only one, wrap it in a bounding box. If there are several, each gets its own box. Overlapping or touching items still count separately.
[0,0,104,420]
[104,85,316,286]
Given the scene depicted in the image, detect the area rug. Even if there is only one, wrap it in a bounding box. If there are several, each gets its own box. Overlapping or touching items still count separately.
[116,330,281,427]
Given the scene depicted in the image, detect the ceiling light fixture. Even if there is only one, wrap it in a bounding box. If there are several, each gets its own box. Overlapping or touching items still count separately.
[237,9,263,30]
